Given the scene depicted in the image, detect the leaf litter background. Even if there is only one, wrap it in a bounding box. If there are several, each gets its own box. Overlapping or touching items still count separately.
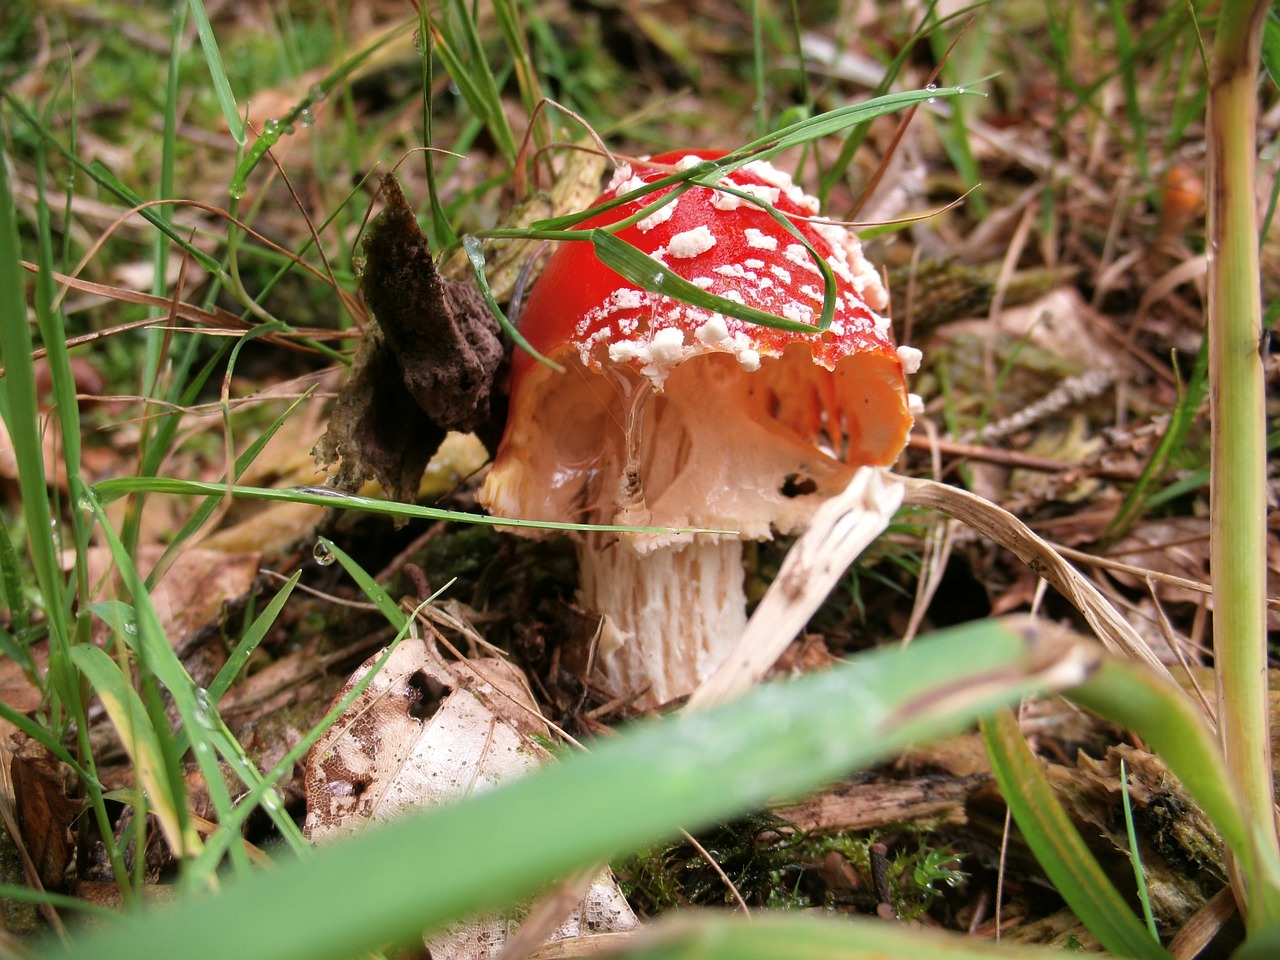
[1,0,1278,953]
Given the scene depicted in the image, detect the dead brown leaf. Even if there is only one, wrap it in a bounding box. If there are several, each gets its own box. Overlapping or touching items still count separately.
[9,738,80,891]
[304,635,636,957]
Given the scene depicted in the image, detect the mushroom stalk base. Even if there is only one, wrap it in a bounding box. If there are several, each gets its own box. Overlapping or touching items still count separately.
[578,534,746,709]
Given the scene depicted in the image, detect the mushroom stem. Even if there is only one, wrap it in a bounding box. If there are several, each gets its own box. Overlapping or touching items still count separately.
[578,533,746,709]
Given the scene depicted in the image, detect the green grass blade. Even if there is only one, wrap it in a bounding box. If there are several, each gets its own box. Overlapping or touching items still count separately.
[1105,341,1209,541]
[91,477,733,536]
[608,912,1059,960]
[1259,9,1280,88]
[207,573,300,704]
[589,229,822,333]
[319,536,405,630]
[981,709,1172,960]
[430,2,517,161]
[0,120,71,672]
[491,0,543,132]
[43,618,1079,960]
[186,0,244,144]
[1119,759,1161,941]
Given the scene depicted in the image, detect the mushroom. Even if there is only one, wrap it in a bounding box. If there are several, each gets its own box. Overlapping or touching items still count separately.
[479,150,919,709]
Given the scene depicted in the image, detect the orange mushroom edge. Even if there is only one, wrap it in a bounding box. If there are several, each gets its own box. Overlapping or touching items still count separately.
[478,150,922,710]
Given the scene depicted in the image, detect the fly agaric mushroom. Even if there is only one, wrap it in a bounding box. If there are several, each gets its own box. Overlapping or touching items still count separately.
[479,150,920,709]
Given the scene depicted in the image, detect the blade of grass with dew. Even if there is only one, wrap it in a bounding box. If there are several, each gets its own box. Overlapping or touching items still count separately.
[84,497,309,877]
[981,708,1171,960]
[227,22,409,200]
[531,87,978,235]
[462,233,562,369]
[1205,0,1280,931]
[89,600,229,875]
[186,0,244,144]
[46,617,1090,960]
[318,536,406,630]
[92,477,735,537]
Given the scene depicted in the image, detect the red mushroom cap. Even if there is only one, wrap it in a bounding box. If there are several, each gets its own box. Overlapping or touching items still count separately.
[513,150,905,379]
[480,150,916,540]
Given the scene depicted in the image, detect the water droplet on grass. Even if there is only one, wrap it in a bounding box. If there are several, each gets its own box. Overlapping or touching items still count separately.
[313,541,336,566]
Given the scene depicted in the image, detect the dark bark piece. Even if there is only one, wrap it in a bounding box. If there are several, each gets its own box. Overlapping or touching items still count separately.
[314,174,506,502]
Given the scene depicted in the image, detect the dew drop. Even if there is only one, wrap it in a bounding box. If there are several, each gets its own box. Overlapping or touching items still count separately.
[298,107,314,128]
[122,620,138,636]
[309,83,326,102]
[262,118,281,136]
[651,273,665,286]
[193,687,218,730]
[313,541,336,566]
[925,82,938,92]
[412,29,423,52]
[228,183,246,201]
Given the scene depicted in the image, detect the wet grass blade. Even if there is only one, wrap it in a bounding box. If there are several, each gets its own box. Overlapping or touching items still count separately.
[92,477,734,537]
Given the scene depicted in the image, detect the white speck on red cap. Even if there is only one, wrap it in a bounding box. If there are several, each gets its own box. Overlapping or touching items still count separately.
[896,345,923,375]
[667,225,717,259]
[636,198,678,233]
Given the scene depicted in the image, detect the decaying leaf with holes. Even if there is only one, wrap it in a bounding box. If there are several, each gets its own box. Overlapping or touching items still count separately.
[312,174,505,503]
[303,636,636,958]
